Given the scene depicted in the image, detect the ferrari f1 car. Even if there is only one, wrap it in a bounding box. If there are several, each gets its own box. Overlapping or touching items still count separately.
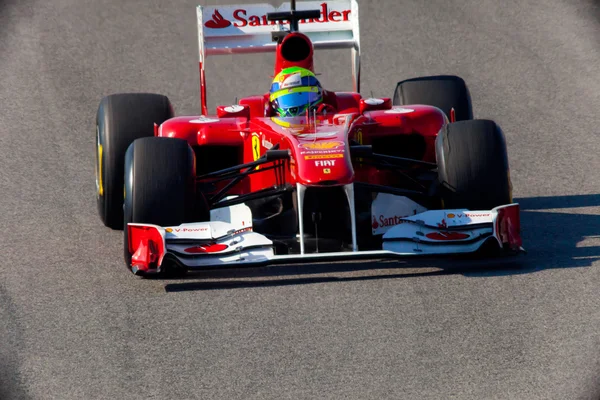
[95,0,523,276]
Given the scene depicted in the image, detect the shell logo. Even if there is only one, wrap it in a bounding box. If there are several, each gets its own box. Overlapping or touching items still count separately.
[299,141,344,150]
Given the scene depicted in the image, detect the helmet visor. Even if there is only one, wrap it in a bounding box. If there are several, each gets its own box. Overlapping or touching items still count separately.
[271,87,323,117]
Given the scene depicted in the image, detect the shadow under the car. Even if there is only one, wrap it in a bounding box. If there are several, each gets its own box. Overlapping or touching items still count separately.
[163,259,524,292]
[163,194,600,292]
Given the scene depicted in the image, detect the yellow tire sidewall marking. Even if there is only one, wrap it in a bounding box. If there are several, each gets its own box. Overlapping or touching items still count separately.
[98,144,104,196]
[96,124,104,197]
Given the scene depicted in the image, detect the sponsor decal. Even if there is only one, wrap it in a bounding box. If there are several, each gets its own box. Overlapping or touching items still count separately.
[208,3,351,29]
[224,105,244,113]
[364,98,384,106]
[425,232,470,241]
[299,141,344,150]
[305,154,344,160]
[167,227,209,233]
[315,160,336,167]
[372,216,379,230]
[436,212,494,227]
[190,116,219,123]
[280,72,302,89]
[371,193,428,235]
[323,168,331,174]
[184,243,229,253]
[205,10,232,29]
[301,149,343,155]
[252,136,261,160]
[445,212,491,220]
[262,138,273,150]
[252,135,261,170]
[385,107,414,114]
[376,214,408,229]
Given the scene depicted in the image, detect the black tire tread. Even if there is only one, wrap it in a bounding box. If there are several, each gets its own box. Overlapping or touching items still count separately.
[128,137,195,226]
[436,119,511,210]
[97,93,173,229]
[123,137,196,271]
[393,75,473,121]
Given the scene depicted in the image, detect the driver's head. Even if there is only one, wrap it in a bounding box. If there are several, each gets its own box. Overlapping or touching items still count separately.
[270,67,323,117]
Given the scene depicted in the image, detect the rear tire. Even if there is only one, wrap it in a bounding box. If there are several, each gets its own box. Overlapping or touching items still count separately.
[436,120,512,210]
[96,93,174,229]
[393,75,473,121]
[123,137,198,275]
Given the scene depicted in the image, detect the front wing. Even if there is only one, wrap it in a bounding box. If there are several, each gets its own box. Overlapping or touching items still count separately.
[126,203,522,275]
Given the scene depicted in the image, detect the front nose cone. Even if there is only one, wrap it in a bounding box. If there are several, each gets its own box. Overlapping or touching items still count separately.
[296,150,354,185]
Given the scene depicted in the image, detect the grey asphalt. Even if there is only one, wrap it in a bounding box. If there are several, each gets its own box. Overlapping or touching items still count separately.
[1,0,600,399]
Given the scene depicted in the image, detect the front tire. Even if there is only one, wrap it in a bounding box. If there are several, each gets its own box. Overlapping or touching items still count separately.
[436,119,512,210]
[393,75,473,121]
[123,137,197,275]
[96,93,174,229]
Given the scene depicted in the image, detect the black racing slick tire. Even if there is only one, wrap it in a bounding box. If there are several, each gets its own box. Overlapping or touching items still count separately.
[436,120,512,210]
[123,137,198,274]
[96,93,174,229]
[393,75,473,121]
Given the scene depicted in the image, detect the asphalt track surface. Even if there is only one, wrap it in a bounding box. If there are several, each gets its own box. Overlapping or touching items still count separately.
[2,0,600,399]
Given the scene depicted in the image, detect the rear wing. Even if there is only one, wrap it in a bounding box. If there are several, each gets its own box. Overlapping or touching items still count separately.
[197,0,360,114]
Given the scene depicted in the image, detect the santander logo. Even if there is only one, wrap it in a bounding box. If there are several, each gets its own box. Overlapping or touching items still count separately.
[204,10,232,29]
[204,3,351,29]
[372,216,379,230]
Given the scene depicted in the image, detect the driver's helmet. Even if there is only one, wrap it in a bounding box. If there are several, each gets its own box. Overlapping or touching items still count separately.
[270,67,323,117]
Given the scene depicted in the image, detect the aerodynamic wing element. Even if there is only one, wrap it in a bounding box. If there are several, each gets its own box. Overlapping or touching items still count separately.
[197,0,360,114]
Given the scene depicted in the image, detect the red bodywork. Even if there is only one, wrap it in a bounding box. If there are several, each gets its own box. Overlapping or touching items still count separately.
[158,102,444,193]
[159,32,447,195]
[128,224,166,273]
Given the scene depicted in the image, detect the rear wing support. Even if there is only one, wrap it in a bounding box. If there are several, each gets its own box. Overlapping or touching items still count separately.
[197,0,360,115]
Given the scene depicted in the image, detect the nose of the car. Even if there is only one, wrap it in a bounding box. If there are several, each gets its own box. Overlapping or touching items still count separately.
[293,145,354,186]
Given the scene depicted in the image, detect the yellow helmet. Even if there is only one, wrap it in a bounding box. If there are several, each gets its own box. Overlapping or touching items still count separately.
[270,67,323,117]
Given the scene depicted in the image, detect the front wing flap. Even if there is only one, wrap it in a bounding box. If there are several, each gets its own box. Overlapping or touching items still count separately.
[126,204,522,274]
[382,204,522,254]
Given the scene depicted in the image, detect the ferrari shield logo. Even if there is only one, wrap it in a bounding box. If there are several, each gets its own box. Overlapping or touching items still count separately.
[251,135,261,170]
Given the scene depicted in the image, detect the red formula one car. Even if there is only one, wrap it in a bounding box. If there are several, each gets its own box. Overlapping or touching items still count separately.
[95,0,523,276]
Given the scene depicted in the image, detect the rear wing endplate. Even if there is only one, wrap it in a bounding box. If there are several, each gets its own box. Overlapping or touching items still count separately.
[197,0,360,114]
